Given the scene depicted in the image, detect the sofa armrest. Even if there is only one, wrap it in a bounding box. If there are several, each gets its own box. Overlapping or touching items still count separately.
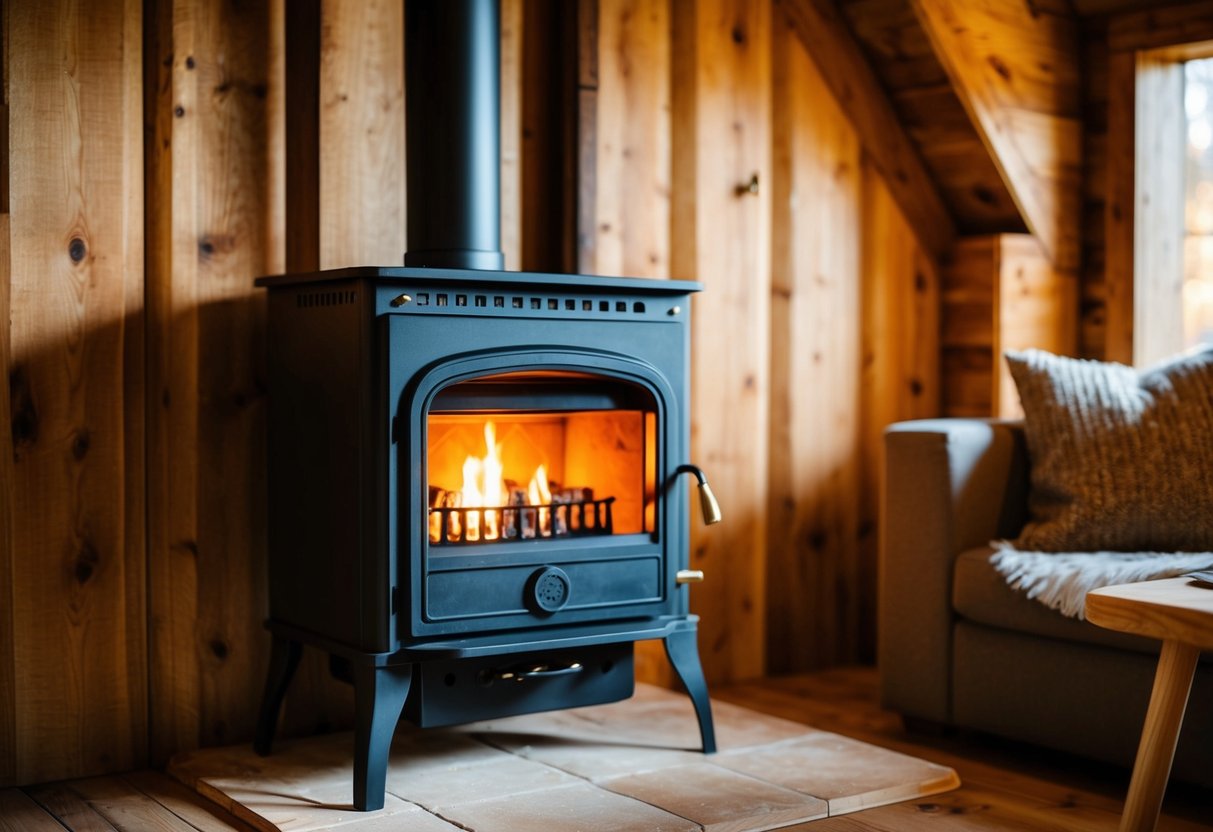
[878,419,1028,722]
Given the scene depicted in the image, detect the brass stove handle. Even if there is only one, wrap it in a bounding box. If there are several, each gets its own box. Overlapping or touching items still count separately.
[671,464,722,526]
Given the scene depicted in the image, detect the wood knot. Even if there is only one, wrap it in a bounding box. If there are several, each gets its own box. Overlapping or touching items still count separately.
[174,105,186,118]
[210,639,229,660]
[10,365,38,454]
[971,185,997,206]
[731,24,745,45]
[909,378,924,397]
[71,427,90,461]
[987,55,1012,82]
[197,233,235,261]
[185,56,195,69]
[74,541,100,584]
[69,238,87,263]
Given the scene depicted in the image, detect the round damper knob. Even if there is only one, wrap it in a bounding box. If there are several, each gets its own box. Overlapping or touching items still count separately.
[529,566,571,613]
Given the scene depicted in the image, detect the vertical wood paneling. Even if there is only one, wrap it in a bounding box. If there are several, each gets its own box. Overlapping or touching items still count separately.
[594,0,671,279]
[576,0,599,274]
[860,165,939,655]
[500,0,523,271]
[1077,18,1110,362]
[6,0,146,782]
[0,33,14,784]
[284,0,321,273]
[671,0,770,685]
[1103,49,1136,365]
[522,1,579,273]
[0,213,14,785]
[318,0,405,268]
[767,17,862,673]
[147,0,286,762]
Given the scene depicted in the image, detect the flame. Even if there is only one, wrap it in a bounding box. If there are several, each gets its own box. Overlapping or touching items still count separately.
[528,463,551,505]
[451,421,550,541]
[528,464,552,534]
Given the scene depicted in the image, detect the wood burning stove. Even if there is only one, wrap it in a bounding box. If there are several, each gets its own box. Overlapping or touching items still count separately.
[252,0,719,811]
[252,267,718,810]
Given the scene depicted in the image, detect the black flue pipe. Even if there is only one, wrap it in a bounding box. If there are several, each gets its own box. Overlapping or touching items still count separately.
[404,0,504,271]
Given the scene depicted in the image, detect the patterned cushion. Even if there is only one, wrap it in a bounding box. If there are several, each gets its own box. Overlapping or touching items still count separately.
[1004,347,1213,552]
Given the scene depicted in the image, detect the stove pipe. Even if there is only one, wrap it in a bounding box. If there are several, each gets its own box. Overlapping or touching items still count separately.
[404,0,504,271]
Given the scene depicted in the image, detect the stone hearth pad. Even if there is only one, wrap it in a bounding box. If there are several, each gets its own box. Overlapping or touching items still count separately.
[169,684,959,832]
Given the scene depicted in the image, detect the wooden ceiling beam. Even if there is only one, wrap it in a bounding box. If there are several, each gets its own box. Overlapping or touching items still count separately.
[910,0,1083,271]
[777,0,956,259]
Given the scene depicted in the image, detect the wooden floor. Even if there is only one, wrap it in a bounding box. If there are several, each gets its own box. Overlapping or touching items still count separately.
[3,668,1210,831]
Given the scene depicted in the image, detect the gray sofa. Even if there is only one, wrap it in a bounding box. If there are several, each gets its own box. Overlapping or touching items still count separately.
[879,419,1213,788]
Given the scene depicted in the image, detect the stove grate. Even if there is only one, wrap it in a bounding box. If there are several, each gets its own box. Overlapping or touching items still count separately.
[428,497,615,544]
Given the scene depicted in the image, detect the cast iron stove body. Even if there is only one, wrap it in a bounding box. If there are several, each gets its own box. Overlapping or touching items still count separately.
[252,265,716,810]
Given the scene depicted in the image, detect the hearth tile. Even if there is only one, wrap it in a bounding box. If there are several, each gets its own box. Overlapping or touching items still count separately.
[386,729,509,775]
[387,754,579,810]
[479,732,701,780]
[602,762,829,832]
[465,683,812,753]
[712,733,962,815]
[433,780,700,832]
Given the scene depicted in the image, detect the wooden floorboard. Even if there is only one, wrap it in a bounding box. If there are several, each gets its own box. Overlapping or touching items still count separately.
[0,787,66,832]
[17,669,1213,831]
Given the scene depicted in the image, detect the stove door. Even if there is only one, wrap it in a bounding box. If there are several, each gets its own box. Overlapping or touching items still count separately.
[388,323,689,642]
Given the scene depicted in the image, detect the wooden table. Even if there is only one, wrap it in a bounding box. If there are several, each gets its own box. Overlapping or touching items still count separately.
[1085,577,1213,832]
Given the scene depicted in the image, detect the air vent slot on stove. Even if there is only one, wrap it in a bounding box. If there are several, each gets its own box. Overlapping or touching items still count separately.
[297,290,357,308]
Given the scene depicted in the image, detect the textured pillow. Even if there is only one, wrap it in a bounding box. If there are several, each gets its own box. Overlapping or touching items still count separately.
[1005,346,1213,552]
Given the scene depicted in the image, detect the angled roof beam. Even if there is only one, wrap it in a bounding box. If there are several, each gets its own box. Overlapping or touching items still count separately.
[911,0,1082,270]
[777,0,956,259]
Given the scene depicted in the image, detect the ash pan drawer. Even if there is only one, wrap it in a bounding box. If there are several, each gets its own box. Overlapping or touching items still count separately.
[405,642,635,728]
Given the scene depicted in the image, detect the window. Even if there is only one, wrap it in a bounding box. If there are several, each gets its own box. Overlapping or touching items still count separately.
[1183,58,1213,348]
[1132,43,1213,366]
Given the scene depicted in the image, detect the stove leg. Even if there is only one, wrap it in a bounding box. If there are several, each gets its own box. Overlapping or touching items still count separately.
[663,630,716,754]
[353,663,413,811]
[253,635,303,756]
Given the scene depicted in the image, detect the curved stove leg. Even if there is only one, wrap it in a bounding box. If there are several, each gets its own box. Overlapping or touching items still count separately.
[353,663,413,811]
[253,635,303,756]
[663,629,717,754]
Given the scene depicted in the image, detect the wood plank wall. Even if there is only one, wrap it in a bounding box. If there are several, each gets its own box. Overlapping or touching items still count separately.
[0,0,945,783]
[3,0,147,783]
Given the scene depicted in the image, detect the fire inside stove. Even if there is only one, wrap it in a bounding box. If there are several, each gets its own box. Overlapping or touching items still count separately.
[427,389,656,546]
